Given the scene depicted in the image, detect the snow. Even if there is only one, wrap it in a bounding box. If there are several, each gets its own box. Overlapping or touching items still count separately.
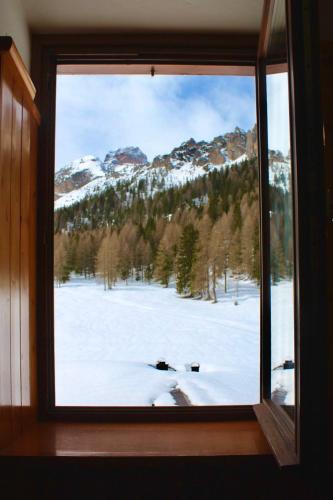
[270,281,295,405]
[269,160,291,192]
[54,277,294,407]
[55,156,104,179]
[228,153,248,165]
[54,152,249,210]
[104,147,147,166]
[55,277,261,406]
[54,176,108,209]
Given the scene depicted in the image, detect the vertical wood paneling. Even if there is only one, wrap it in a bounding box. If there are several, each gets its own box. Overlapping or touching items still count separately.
[0,42,40,450]
[29,115,38,419]
[21,101,38,423]
[0,58,14,448]
[10,81,23,437]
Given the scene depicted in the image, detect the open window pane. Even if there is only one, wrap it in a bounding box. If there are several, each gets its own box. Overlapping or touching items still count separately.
[266,0,295,420]
[54,69,260,407]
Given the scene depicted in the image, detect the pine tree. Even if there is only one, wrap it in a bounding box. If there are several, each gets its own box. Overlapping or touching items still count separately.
[208,193,219,222]
[97,230,120,290]
[134,237,149,281]
[97,232,111,290]
[118,222,137,282]
[54,233,70,285]
[231,201,242,233]
[176,223,199,296]
[192,214,212,299]
[270,218,286,284]
[154,243,173,287]
[229,228,243,305]
[209,212,232,296]
[251,216,260,284]
[144,264,153,283]
[241,207,260,285]
[209,221,221,303]
[271,240,286,284]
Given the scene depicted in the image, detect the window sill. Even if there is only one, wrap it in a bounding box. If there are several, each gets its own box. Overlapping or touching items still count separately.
[0,420,271,458]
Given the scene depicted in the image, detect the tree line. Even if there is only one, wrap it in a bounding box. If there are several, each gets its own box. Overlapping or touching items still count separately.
[54,158,293,299]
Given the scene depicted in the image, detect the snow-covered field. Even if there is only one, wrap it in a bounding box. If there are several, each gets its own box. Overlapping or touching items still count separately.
[271,281,295,406]
[54,277,294,407]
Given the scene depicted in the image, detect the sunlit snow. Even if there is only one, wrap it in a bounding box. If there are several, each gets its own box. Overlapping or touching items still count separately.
[54,277,294,407]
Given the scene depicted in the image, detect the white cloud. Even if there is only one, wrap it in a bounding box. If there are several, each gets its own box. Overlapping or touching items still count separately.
[55,75,256,170]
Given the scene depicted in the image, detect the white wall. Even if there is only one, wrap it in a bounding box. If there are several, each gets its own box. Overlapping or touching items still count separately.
[0,0,30,70]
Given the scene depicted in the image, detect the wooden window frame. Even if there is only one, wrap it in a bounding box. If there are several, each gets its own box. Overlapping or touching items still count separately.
[32,33,261,423]
[31,0,327,470]
[254,0,300,466]
[254,0,327,468]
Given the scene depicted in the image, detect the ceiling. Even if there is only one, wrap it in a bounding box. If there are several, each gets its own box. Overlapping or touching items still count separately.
[22,0,264,34]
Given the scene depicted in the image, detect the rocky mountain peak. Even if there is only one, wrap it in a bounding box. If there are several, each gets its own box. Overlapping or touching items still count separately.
[54,125,260,208]
[104,147,148,170]
[150,126,257,170]
[54,156,104,199]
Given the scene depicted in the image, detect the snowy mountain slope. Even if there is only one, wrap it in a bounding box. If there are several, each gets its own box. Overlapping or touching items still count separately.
[54,126,288,210]
[269,159,291,192]
[103,146,148,171]
[54,155,105,200]
[54,151,252,210]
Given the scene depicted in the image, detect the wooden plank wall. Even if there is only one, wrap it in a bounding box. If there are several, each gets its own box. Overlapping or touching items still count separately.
[0,40,40,450]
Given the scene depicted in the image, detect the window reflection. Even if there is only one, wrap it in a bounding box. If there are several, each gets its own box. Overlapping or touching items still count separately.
[267,69,295,419]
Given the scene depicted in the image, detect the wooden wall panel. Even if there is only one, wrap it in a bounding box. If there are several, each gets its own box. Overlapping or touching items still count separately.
[0,39,40,450]
[0,57,13,449]
[10,82,23,437]
[21,102,38,424]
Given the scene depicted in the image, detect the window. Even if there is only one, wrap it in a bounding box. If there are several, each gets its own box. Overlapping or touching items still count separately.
[34,0,326,467]
[36,39,260,421]
[53,69,260,408]
[254,0,298,465]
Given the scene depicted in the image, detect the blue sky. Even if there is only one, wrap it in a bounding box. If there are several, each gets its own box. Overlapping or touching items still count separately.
[55,74,256,170]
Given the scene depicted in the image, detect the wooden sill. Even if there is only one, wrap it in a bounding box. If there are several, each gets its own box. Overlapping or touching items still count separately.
[254,403,298,467]
[0,421,271,458]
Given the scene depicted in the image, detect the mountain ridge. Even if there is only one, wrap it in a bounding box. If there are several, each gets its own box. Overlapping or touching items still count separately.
[54,125,288,210]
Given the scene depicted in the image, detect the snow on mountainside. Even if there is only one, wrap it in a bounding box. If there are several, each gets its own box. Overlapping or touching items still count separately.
[268,150,291,192]
[103,146,148,171]
[54,156,105,201]
[54,125,289,210]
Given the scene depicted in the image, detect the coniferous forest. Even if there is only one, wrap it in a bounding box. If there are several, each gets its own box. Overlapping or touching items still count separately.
[54,157,293,299]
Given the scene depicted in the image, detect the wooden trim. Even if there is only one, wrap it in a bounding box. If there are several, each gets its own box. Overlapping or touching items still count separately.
[32,33,258,56]
[258,0,275,58]
[256,60,271,402]
[286,0,327,469]
[255,0,328,471]
[35,53,57,419]
[0,420,271,457]
[0,37,36,101]
[42,405,255,423]
[254,403,297,466]
[57,63,255,76]
[255,0,298,466]
[32,34,259,422]
[266,62,288,73]
[285,0,299,461]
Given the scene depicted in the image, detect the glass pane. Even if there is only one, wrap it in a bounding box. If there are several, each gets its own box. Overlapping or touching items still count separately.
[54,70,260,406]
[266,1,295,420]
